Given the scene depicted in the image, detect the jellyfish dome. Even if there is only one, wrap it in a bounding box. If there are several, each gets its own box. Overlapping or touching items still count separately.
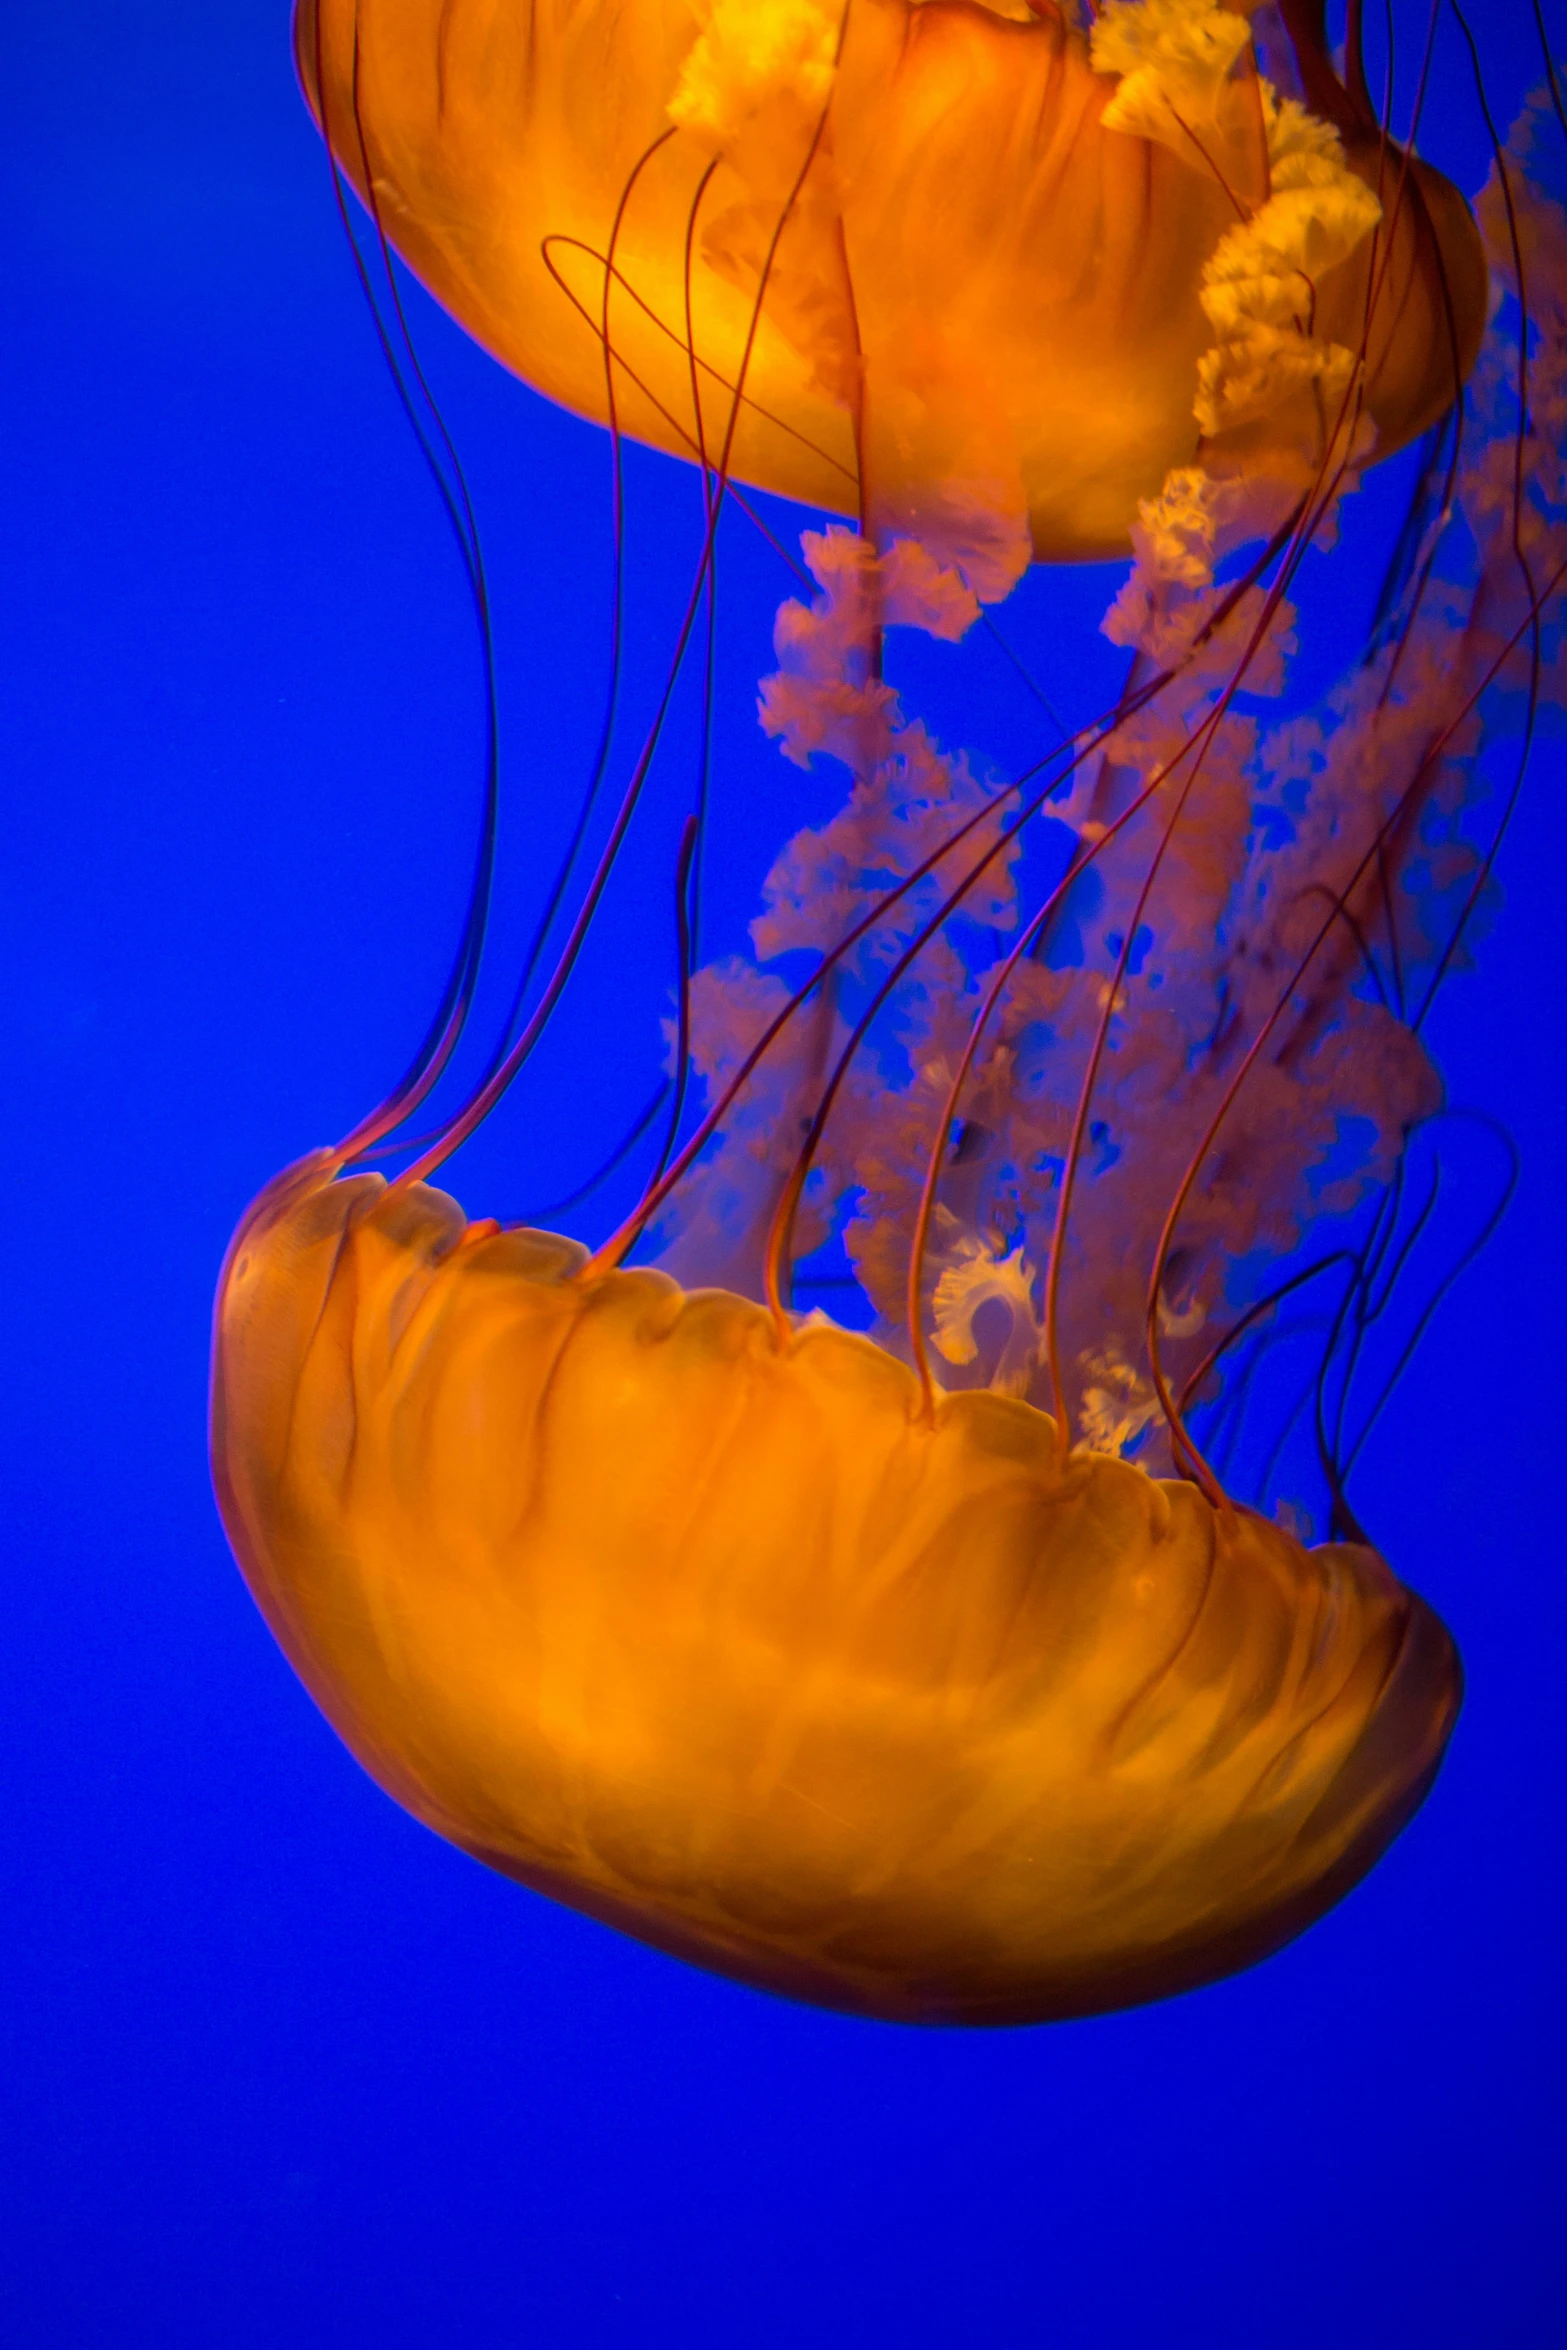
[294,0,1486,576]
[212,0,1566,2022]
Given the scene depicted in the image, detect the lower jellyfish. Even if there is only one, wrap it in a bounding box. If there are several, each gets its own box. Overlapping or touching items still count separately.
[212,1,1566,2022]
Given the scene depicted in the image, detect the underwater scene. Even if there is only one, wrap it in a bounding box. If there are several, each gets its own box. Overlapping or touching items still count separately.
[2,1,1562,2341]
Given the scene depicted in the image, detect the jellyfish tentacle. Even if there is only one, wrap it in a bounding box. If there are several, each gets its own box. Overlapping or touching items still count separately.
[1048,422,1366,1479]
[1373,394,1465,718]
[588,699,1097,1277]
[368,131,683,1171]
[344,124,693,1179]
[684,151,727,516]
[649,816,704,1197]
[980,610,1070,732]
[1424,7,1545,1037]
[759,508,1307,1365]
[341,38,860,1189]
[1454,4,1542,626]
[1046,699,1232,1496]
[1043,22,1466,1480]
[1531,0,1567,144]
[1177,1246,1354,1417]
[614,488,1312,1317]
[518,813,700,1222]
[1291,877,1395,1013]
[1143,547,1567,1485]
[396,73,844,1187]
[1339,1118,1519,1486]
[1317,1148,1433,1513]
[620,462,1330,1304]
[901,816,1106,1421]
[1362,0,1472,713]
[600,156,730,1233]
[538,232,859,482]
[489,128,683,1071]
[1275,0,1379,140]
[307,3,502,1165]
[753,540,1223,1330]
[527,1083,672,1222]
[1309,1145,1438,1543]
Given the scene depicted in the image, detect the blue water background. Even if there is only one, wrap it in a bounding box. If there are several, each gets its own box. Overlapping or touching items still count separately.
[1,5,1562,2341]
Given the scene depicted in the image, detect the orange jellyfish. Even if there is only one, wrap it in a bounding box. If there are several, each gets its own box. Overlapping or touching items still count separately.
[212,1,1566,2023]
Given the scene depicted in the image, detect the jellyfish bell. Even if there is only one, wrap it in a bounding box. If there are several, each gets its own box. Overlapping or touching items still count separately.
[211,3,1565,2020]
[213,1157,1458,2025]
[293,0,1489,571]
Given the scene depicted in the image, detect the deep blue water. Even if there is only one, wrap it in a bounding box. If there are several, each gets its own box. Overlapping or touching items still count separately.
[1,6,1562,2343]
